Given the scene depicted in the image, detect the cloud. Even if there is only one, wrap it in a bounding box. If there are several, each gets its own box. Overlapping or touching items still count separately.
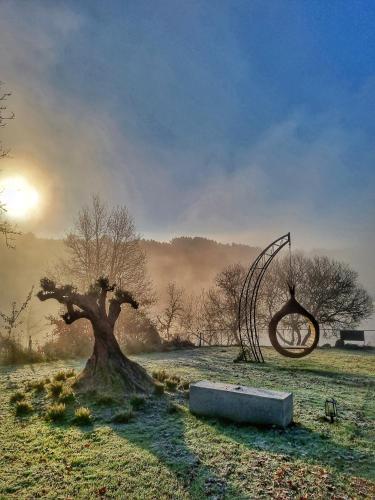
[0,0,373,258]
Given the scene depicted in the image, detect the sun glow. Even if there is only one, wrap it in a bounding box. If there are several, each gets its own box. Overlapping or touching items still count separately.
[0,176,40,219]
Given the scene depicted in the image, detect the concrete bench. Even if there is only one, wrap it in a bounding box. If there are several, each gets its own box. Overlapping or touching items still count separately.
[189,381,293,427]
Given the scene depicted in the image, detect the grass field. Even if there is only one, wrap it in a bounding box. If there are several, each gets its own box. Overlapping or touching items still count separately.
[0,347,374,499]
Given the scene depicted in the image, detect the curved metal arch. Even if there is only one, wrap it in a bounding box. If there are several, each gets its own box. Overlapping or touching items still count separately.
[238,233,291,362]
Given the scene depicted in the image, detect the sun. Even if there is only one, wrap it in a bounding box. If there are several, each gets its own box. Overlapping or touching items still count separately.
[0,176,40,219]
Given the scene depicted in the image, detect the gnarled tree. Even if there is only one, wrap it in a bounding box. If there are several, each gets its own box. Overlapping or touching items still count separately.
[37,276,154,396]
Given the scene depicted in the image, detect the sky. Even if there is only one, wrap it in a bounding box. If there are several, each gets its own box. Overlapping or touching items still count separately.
[0,0,374,259]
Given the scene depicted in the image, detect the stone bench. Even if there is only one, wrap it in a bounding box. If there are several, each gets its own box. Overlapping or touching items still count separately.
[189,381,293,427]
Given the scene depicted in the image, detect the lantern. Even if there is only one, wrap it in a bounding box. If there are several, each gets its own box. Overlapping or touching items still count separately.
[325,398,338,423]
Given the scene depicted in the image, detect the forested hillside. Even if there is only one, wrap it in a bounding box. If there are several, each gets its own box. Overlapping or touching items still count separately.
[143,237,259,299]
[0,234,259,341]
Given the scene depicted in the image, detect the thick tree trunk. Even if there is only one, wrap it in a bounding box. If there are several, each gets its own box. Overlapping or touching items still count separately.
[75,320,154,396]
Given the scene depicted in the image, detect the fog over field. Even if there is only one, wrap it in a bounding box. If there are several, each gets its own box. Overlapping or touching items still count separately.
[0,233,373,347]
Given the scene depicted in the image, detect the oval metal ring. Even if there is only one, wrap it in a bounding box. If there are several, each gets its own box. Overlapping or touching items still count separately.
[268,293,320,358]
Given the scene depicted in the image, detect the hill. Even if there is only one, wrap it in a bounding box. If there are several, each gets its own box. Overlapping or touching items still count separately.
[0,234,259,342]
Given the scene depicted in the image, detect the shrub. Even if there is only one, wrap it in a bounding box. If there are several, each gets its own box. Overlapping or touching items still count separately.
[15,400,33,416]
[170,374,181,383]
[154,382,165,396]
[162,336,195,351]
[46,403,66,422]
[112,409,134,424]
[53,371,67,381]
[152,369,168,382]
[130,395,146,410]
[165,379,178,392]
[47,381,64,398]
[73,407,92,425]
[42,316,93,360]
[26,379,45,392]
[179,381,190,390]
[65,369,76,378]
[59,387,75,403]
[0,338,44,365]
[10,391,26,403]
[33,380,46,392]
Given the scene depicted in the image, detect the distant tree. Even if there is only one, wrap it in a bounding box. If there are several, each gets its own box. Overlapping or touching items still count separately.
[0,286,34,341]
[57,195,155,353]
[59,194,153,304]
[116,308,161,354]
[259,253,373,336]
[203,264,246,345]
[156,282,185,341]
[43,315,93,360]
[180,291,214,346]
[0,287,34,363]
[38,276,154,395]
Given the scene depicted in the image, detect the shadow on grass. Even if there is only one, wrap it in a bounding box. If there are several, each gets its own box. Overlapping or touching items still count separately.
[264,365,375,390]
[43,394,244,499]
[196,414,373,479]
[22,383,374,497]
[107,398,243,498]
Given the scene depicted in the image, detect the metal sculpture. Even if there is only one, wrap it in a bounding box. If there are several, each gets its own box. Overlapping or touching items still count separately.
[237,233,291,362]
[268,285,319,358]
[237,232,320,362]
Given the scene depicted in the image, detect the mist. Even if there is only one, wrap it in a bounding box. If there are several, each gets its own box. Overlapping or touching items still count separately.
[0,1,374,254]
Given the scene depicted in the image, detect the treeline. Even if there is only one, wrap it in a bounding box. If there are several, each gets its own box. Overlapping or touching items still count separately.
[0,195,373,364]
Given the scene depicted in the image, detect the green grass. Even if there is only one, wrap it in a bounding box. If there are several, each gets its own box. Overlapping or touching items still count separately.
[0,347,374,498]
[130,394,146,410]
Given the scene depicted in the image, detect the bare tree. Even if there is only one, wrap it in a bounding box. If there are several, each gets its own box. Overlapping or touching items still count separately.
[0,81,15,159]
[38,276,153,395]
[0,287,34,363]
[156,282,185,341]
[59,194,153,304]
[0,286,34,340]
[180,290,223,346]
[0,82,19,246]
[203,264,246,345]
[259,253,373,336]
[207,254,372,346]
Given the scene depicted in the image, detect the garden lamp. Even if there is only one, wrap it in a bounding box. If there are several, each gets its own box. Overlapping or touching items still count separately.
[325,398,338,423]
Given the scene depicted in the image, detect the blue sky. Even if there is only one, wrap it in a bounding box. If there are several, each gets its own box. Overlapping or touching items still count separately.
[0,0,374,255]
